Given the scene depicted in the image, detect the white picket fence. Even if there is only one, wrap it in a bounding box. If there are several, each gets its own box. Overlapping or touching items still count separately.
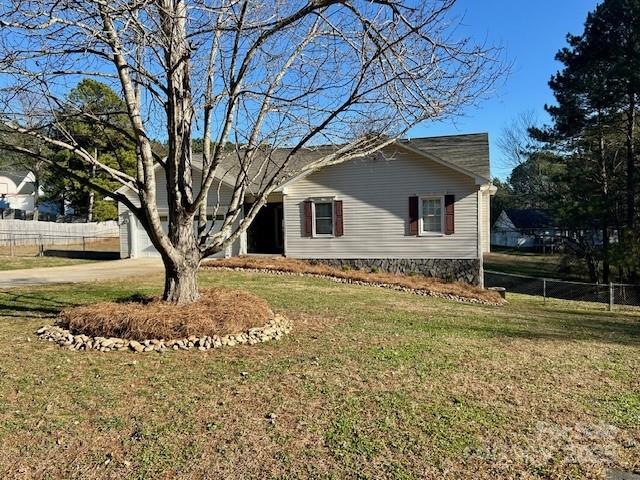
[0,219,119,246]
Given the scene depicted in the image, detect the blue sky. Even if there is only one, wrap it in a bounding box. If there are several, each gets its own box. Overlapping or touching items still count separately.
[409,0,600,180]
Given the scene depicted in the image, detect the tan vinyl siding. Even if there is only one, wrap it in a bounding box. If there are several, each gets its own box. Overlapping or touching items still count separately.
[284,149,480,259]
[118,169,237,257]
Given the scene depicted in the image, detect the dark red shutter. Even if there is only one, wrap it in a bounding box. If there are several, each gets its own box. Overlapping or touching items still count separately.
[444,194,455,235]
[303,200,313,237]
[408,196,419,235]
[334,200,343,237]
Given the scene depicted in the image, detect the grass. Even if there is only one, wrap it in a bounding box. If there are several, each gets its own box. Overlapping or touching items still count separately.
[0,255,96,271]
[1,270,639,478]
[484,250,593,281]
[0,238,119,271]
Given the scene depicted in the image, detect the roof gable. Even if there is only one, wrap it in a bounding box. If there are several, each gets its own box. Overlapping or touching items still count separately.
[503,209,555,229]
[195,132,490,188]
[117,133,491,195]
[400,133,490,179]
[0,170,34,194]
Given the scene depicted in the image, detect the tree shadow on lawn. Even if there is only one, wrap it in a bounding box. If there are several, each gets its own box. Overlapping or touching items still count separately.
[0,282,162,321]
[0,290,78,319]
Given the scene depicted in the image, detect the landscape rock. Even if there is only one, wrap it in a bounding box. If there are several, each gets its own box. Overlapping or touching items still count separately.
[36,313,293,355]
[206,265,504,306]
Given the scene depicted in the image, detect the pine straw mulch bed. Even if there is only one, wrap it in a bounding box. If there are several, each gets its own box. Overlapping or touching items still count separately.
[58,288,272,341]
[203,257,504,305]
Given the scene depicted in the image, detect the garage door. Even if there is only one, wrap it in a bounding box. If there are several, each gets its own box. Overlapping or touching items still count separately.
[136,220,168,257]
[134,219,227,258]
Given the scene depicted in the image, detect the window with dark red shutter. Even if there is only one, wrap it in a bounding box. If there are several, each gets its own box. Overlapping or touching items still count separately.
[303,200,313,237]
[334,200,343,237]
[408,196,419,235]
[444,194,455,235]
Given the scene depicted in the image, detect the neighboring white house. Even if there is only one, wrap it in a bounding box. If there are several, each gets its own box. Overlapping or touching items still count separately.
[0,171,36,212]
[117,133,496,285]
[491,208,615,251]
[491,208,557,249]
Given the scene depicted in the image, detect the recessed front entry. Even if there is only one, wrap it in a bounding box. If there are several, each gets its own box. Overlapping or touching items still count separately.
[245,202,284,254]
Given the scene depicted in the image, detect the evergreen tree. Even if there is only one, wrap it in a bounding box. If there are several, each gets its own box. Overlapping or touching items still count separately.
[45,79,136,221]
[533,0,640,282]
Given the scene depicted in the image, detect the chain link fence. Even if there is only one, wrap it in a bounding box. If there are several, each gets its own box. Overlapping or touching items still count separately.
[484,270,640,309]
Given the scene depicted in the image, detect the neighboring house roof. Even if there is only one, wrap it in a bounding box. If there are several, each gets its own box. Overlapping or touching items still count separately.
[500,209,555,230]
[0,170,35,194]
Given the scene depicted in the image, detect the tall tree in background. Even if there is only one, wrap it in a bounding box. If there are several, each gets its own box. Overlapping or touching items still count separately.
[532,0,640,282]
[497,110,541,168]
[0,0,505,303]
[51,79,137,221]
[495,111,562,219]
[64,79,135,221]
[579,0,640,229]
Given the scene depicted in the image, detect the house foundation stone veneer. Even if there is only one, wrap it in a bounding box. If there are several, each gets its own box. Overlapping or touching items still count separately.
[306,258,481,285]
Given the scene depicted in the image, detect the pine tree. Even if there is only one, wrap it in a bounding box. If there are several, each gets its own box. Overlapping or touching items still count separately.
[535,0,640,282]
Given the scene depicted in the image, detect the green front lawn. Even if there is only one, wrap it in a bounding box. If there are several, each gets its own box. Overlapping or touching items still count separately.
[484,251,594,281]
[0,256,96,271]
[1,270,639,478]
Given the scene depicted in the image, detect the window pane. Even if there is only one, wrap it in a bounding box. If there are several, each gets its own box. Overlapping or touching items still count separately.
[314,202,333,235]
[315,202,332,218]
[422,198,442,233]
[315,218,333,235]
[424,216,441,232]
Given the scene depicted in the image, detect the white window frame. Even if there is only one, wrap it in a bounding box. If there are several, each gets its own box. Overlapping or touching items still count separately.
[418,194,445,236]
[311,198,335,238]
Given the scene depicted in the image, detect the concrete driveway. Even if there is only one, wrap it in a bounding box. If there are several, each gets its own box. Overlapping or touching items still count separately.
[0,258,164,288]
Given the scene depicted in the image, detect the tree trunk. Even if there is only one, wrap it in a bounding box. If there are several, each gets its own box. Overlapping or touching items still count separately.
[87,191,94,222]
[32,175,39,221]
[161,214,201,303]
[626,92,636,229]
[87,154,96,222]
[602,225,610,284]
[163,259,200,304]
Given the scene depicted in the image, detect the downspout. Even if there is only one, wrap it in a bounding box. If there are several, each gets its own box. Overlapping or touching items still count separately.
[477,188,484,288]
[128,210,138,258]
[282,188,288,257]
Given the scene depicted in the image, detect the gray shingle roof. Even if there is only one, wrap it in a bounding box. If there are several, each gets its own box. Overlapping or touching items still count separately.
[503,209,555,229]
[400,133,490,179]
[0,170,35,194]
[191,132,491,190]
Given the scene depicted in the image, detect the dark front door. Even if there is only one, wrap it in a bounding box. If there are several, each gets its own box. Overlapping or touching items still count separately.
[245,202,284,254]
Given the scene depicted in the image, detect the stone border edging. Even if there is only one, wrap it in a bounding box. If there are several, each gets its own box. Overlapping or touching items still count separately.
[205,266,504,306]
[36,313,292,353]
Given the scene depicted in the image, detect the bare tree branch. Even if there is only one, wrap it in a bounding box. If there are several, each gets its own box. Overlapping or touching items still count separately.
[0,0,507,302]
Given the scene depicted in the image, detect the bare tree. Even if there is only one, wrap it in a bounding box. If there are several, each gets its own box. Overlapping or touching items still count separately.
[497,110,541,168]
[0,0,505,303]
[0,94,52,220]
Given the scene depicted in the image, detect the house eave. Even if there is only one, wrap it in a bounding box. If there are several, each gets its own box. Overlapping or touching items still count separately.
[393,141,491,184]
